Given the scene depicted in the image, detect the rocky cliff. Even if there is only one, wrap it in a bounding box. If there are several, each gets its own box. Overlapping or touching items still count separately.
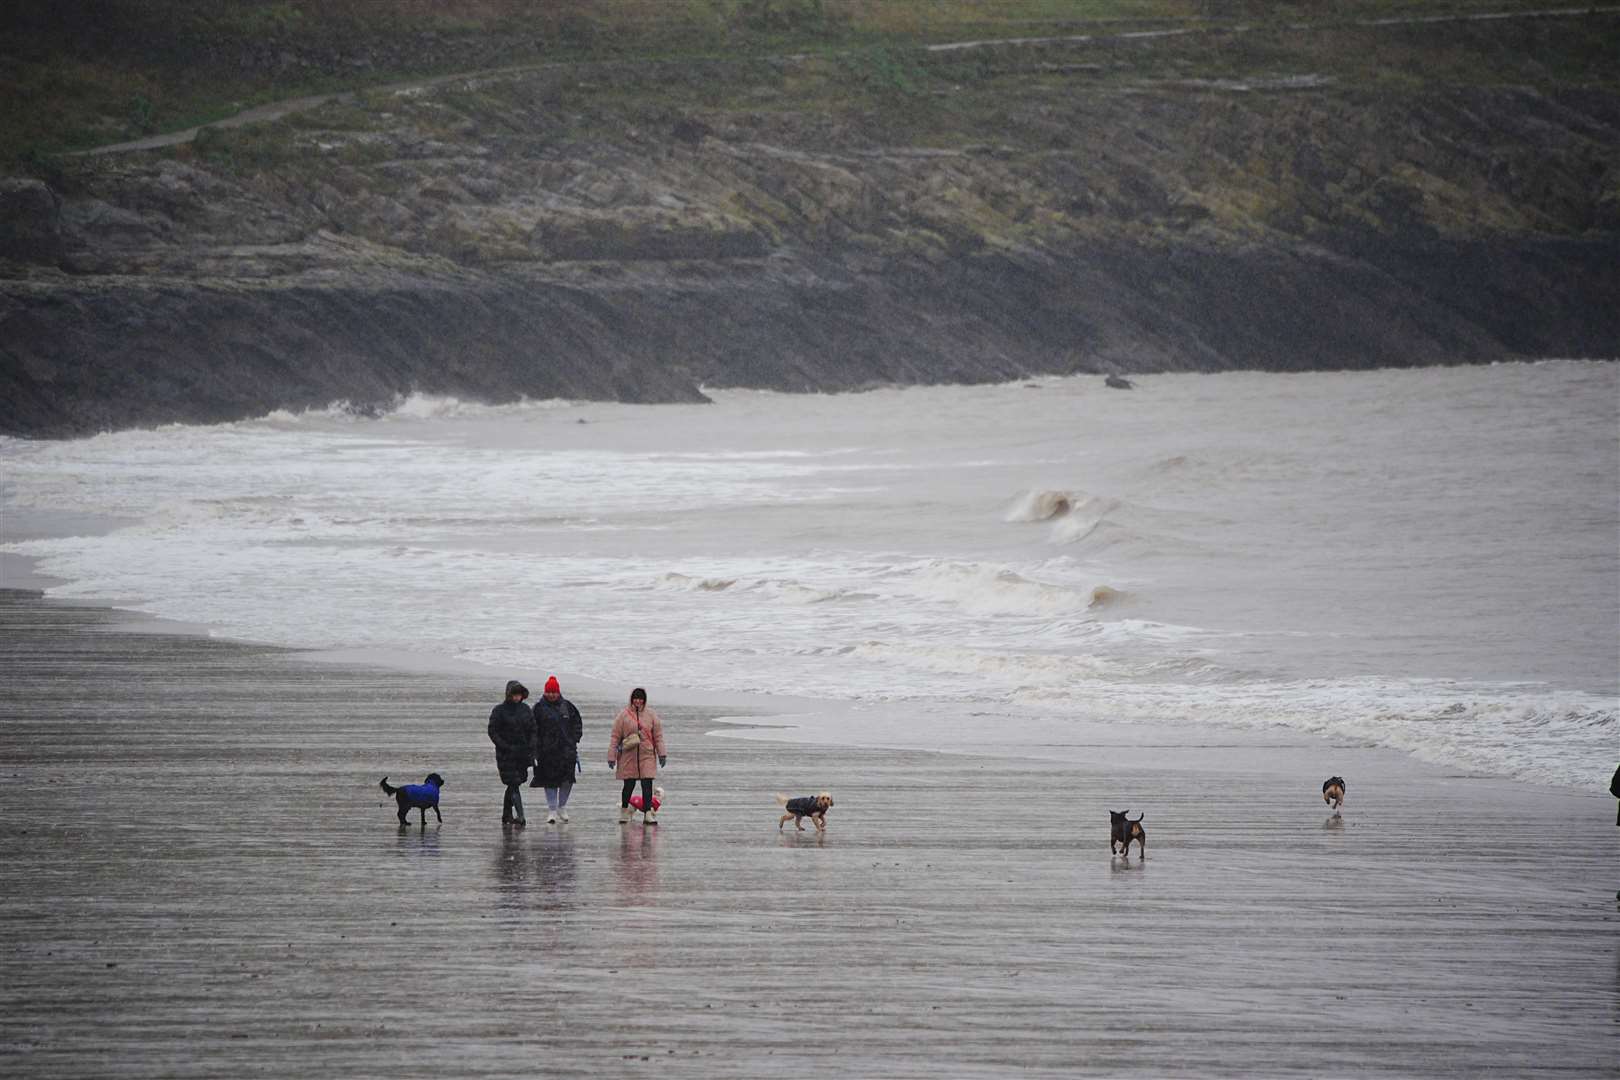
[2,15,1617,436]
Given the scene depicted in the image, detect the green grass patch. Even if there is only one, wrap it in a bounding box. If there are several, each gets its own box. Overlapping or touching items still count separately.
[4,0,1614,172]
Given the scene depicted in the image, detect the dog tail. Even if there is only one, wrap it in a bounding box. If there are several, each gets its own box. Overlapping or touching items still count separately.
[379,776,399,795]
[1130,813,1144,822]
[775,793,790,807]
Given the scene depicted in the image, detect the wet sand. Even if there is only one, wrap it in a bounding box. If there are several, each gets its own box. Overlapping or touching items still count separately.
[1,590,1615,1078]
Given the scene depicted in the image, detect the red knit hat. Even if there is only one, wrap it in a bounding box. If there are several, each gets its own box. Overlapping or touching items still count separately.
[544,676,560,694]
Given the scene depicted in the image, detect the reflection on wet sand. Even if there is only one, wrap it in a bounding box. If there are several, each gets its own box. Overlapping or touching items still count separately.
[492,827,584,910]
[5,596,1615,1079]
[614,825,661,904]
[493,832,532,895]
[393,823,441,858]
[536,828,578,910]
[1109,854,1145,875]
[1323,814,1345,832]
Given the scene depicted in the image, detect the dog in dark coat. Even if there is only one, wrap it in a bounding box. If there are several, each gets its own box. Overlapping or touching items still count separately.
[380,773,445,825]
[1109,810,1145,857]
[1322,776,1346,811]
[777,792,833,831]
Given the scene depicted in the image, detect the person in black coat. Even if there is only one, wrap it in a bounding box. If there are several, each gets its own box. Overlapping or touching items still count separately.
[1612,762,1620,826]
[1611,762,1620,901]
[488,680,534,826]
[530,675,583,824]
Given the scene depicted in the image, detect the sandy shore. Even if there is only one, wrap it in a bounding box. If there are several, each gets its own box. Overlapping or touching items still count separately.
[1,589,1615,1078]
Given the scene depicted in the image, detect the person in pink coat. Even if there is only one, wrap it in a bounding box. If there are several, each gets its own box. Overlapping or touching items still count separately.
[608,687,666,824]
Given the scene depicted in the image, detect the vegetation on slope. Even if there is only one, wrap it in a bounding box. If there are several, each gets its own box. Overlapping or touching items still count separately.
[3,0,1604,167]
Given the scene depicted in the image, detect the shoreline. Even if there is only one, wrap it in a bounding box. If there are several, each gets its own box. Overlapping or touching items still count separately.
[2,534,1610,800]
[1,588,1615,1077]
[8,569,1605,799]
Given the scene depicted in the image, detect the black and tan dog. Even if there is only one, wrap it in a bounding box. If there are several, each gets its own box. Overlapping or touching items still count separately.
[1322,776,1346,811]
[380,773,445,825]
[777,792,834,831]
[1109,810,1145,857]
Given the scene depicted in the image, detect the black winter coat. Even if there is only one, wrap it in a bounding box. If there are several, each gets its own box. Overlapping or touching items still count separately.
[488,700,535,784]
[1610,763,1620,826]
[533,696,583,788]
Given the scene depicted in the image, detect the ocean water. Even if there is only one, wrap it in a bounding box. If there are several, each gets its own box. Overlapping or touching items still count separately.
[2,361,1615,789]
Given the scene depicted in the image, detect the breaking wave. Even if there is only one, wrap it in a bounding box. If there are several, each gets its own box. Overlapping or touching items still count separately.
[6,361,1613,793]
[1003,488,1140,548]
[655,572,737,592]
[258,393,577,425]
[1088,585,1129,609]
[648,560,1130,620]
[879,560,1109,617]
[1004,489,1080,522]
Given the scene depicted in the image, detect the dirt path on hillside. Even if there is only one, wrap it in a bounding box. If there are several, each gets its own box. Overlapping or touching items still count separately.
[79,5,1619,156]
[79,65,528,155]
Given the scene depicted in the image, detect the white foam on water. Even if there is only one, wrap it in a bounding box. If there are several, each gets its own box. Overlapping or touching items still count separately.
[4,360,1616,791]
[259,392,581,425]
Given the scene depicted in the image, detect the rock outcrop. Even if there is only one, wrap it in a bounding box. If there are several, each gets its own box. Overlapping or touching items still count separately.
[0,179,63,267]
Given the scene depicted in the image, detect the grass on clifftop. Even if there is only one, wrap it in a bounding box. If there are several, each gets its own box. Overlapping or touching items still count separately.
[1,0,1600,169]
[31,6,1592,260]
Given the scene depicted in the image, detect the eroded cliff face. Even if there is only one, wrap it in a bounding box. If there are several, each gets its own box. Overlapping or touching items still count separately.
[3,20,1617,436]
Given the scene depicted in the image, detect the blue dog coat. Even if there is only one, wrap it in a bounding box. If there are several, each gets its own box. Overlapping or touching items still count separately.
[399,781,441,807]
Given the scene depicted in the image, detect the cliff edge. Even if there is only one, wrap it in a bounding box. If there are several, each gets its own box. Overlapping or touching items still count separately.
[2,12,1617,436]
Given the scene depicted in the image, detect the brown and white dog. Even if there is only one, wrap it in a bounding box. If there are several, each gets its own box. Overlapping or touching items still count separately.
[777,792,834,831]
[1322,776,1346,811]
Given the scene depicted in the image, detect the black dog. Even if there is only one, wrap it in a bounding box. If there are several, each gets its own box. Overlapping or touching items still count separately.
[1322,776,1346,811]
[380,773,445,825]
[1109,809,1145,858]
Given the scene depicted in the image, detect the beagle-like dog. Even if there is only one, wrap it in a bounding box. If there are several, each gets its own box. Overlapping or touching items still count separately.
[777,792,833,831]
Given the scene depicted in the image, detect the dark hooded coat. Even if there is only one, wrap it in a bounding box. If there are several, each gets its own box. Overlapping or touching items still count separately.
[1611,762,1620,826]
[533,695,583,788]
[488,681,535,785]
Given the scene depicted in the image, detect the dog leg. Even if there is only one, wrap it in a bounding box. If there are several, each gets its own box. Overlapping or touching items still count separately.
[779,813,791,830]
[795,816,806,831]
[433,806,442,823]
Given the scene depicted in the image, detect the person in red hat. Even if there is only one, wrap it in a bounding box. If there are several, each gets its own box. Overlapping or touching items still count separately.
[531,675,583,824]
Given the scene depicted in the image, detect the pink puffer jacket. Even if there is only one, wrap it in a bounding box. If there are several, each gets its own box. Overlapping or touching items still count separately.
[609,706,665,780]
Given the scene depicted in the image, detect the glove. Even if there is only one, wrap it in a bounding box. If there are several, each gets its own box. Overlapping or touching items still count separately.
[658,756,667,768]
[607,760,616,769]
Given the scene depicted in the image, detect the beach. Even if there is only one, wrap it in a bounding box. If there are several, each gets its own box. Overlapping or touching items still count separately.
[2,589,1615,1078]
[4,4,1617,1070]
